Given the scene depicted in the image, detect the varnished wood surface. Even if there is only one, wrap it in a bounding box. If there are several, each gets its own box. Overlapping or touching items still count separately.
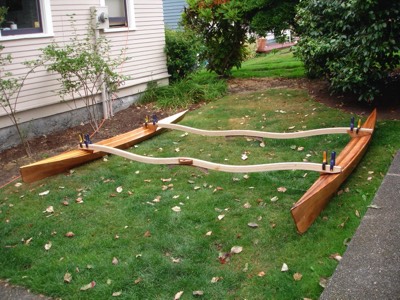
[19,110,188,183]
[85,144,343,174]
[290,109,377,234]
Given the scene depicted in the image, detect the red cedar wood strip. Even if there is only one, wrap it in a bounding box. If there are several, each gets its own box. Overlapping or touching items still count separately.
[290,109,377,234]
[19,110,188,183]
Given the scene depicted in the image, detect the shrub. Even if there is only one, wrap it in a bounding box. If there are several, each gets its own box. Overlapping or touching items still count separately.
[164,29,203,82]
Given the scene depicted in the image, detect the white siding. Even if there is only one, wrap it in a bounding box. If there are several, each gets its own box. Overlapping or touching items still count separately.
[162,0,186,30]
[0,0,169,128]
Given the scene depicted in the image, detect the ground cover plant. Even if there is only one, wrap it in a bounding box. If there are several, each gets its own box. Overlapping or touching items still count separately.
[1,85,399,299]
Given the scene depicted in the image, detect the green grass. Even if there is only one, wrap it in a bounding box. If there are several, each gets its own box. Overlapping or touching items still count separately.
[232,49,305,78]
[1,87,398,299]
[0,50,398,298]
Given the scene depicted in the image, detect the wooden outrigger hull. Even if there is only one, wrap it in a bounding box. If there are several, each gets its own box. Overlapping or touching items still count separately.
[290,109,377,233]
[19,110,188,183]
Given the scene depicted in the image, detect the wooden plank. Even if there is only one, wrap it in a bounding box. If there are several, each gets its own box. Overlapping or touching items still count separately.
[84,143,342,174]
[19,110,188,183]
[290,109,377,234]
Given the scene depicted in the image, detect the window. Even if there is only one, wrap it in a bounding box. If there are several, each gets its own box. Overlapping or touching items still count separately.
[100,0,135,31]
[0,0,53,38]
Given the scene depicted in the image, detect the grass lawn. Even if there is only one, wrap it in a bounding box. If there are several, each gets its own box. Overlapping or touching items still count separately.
[1,52,399,299]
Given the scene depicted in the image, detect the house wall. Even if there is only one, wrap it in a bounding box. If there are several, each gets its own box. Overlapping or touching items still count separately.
[162,0,186,30]
[0,0,170,151]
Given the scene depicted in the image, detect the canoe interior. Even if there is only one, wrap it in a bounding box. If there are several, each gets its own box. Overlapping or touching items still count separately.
[290,109,377,234]
[19,110,188,183]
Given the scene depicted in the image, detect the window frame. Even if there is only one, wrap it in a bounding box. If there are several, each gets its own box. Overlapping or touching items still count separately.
[0,0,53,40]
[100,0,136,32]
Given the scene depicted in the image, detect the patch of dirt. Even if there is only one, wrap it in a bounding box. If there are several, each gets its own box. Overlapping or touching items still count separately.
[1,78,399,188]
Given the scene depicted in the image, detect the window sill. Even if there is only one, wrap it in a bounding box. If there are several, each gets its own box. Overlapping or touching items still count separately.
[102,26,136,33]
[0,32,54,41]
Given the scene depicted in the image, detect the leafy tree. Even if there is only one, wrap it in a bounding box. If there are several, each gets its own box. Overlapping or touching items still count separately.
[183,0,250,77]
[182,0,299,77]
[295,0,400,101]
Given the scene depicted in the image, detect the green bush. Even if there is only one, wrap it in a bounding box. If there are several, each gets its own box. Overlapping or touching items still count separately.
[164,29,202,82]
[294,0,400,101]
[139,72,227,108]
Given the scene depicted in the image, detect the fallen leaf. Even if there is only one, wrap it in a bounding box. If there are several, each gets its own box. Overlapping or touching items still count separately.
[171,257,181,263]
[174,290,184,300]
[258,271,266,277]
[297,146,304,151]
[161,178,172,182]
[281,263,289,272]
[241,153,248,160]
[65,232,75,238]
[44,206,54,213]
[243,202,251,209]
[80,281,96,291]
[175,148,180,153]
[367,204,381,209]
[355,210,360,218]
[243,174,250,179]
[64,272,72,283]
[247,222,258,228]
[213,186,224,193]
[218,252,231,264]
[205,231,212,236]
[367,177,373,181]
[39,190,50,196]
[107,279,112,285]
[172,206,181,212]
[153,196,161,203]
[277,187,287,193]
[193,290,204,296]
[211,277,222,283]
[75,197,84,204]
[116,186,123,193]
[112,257,119,265]
[134,277,142,284]
[144,179,151,183]
[44,241,52,251]
[24,237,33,245]
[62,201,69,206]
[288,126,295,130]
[217,214,225,220]
[260,142,265,148]
[319,277,328,288]
[243,263,249,272]
[290,145,297,150]
[86,265,94,269]
[293,272,303,281]
[230,246,243,254]
[15,182,22,187]
[144,230,151,237]
[112,291,122,297]
[173,195,180,199]
[368,171,374,174]
[270,196,279,202]
[329,253,342,262]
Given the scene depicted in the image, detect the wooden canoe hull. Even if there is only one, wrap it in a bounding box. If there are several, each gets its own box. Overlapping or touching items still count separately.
[290,109,377,234]
[19,110,188,183]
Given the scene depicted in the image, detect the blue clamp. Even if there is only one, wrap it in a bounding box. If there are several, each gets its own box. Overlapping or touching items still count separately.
[330,151,336,171]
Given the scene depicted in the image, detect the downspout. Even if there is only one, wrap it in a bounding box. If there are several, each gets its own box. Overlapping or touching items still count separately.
[94,24,110,120]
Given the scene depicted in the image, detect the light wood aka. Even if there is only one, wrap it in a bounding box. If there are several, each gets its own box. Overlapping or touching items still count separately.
[84,144,342,174]
[290,109,377,234]
[19,110,188,183]
[157,122,373,139]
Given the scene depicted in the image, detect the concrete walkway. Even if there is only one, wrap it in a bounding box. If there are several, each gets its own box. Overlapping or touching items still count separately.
[321,150,400,299]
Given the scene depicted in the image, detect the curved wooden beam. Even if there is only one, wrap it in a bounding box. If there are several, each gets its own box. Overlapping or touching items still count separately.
[157,123,373,139]
[84,144,342,174]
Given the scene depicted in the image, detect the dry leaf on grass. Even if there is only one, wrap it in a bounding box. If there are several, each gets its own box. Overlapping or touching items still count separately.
[230,246,243,254]
[258,271,266,277]
[44,241,52,251]
[329,253,342,262]
[172,206,181,212]
[293,273,303,281]
[112,257,119,265]
[112,291,122,297]
[65,232,75,238]
[39,190,50,196]
[134,277,142,284]
[44,206,54,213]
[319,277,328,288]
[217,214,225,220]
[247,222,258,228]
[193,290,204,296]
[80,281,96,291]
[367,204,381,209]
[277,187,287,193]
[281,263,289,272]
[161,178,172,182]
[174,291,184,300]
[205,231,212,236]
[355,210,360,218]
[270,196,279,202]
[116,186,123,193]
[143,230,151,237]
[243,202,251,209]
[64,272,72,283]
[211,277,222,283]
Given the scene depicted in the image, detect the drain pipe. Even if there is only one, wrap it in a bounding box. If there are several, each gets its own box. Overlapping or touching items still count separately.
[94,29,110,120]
